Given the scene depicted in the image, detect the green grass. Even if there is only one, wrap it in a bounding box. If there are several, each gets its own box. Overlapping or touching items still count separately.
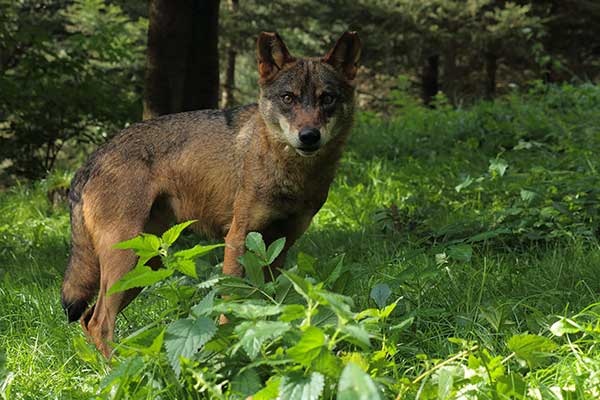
[2,83,600,398]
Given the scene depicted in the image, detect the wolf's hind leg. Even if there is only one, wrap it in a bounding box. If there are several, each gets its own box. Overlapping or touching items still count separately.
[84,230,142,358]
[61,214,100,322]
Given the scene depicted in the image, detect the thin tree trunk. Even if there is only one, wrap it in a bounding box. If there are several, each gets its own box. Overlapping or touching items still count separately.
[484,52,497,99]
[443,44,458,105]
[143,0,220,120]
[185,0,220,111]
[223,49,236,108]
[222,0,238,109]
[421,54,439,107]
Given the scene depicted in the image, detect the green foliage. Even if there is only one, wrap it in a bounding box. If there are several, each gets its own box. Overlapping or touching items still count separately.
[91,226,396,398]
[338,362,382,400]
[365,83,600,245]
[0,0,147,179]
[64,85,600,398]
[2,86,600,398]
[165,317,217,375]
[80,213,600,398]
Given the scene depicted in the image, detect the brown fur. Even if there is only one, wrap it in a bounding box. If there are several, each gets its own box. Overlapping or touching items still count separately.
[61,31,361,357]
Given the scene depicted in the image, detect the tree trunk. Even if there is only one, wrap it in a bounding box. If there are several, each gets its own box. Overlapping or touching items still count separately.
[484,52,497,99]
[443,44,459,105]
[421,54,439,107]
[143,0,220,120]
[222,0,238,109]
[223,48,236,108]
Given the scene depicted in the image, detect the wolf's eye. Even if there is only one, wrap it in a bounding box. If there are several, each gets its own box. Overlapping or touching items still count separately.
[281,93,294,105]
[321,94,336,106]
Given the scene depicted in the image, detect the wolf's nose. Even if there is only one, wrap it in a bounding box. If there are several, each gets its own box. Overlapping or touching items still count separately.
[299,128,321,146]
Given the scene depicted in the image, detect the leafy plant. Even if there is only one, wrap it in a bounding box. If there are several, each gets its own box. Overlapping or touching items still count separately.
[92,223,395,398]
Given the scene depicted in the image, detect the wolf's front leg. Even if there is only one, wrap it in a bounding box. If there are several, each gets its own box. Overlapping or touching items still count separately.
[223,214,247,277]
[220,214,248,324]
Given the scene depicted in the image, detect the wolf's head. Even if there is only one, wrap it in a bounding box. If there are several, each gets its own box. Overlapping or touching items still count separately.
[257,31,361,157]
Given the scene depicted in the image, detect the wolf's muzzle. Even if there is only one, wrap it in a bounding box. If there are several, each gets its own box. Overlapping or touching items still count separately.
[298,127,321,151]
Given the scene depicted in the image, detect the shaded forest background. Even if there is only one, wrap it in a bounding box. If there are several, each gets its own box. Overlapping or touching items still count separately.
[0,0,599,182]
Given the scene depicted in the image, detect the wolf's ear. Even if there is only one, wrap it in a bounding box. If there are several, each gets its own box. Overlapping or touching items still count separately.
[323,31,361,81]
[257,32,295,81]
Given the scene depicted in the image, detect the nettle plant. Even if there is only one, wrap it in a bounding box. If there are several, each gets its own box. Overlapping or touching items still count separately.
[75,222,568,399]
[84,221,401,399]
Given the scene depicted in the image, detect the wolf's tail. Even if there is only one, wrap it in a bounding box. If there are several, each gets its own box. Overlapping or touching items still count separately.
[61,201,99,322]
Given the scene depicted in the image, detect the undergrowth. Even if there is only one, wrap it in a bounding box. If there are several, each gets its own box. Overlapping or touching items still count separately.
[1,83,600,399]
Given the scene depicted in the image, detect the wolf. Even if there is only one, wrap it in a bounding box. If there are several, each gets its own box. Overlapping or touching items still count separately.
[61,31,361,357]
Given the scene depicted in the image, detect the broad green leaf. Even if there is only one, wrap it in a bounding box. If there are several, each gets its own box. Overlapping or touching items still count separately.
[378,301,398,319]
[254,376,281,400]
[549,317,581,336]
[496,372,527,399]
[446,244,472,263]
[171,257,197,278]
[283,271,311,299]
[455,175,473,192]
[148,328,165,355]
[107,264,173,296]
[238,251,266,286]
[173,243,224,259]
[266,237,286,264]
[437,367,453,400]
[275,269,298,303]
[280,372,324,400]
[468,350,505,380]
[113,233,160,264]
[280,304,306,322]
[213,302,283,320]
[313,349,342,378]
[100,355,144,392]
[191,290,216,317]
[297,252,317,276]
[197,276,223,289]
[341,324,371,349]
[390,316,414,332]
[165,317,217,375]
[161,220,196,246]
[355,308,380,321]
[113,233,160,252]
[333,271,351,293]
[520,189,536,203]
[489,158,508,177]
[507,334,557,369]
[287,326,325,366]
[323,254,346,287]
[246,232,267,257]
[234,320,290,359]
[337,362,382,400]
[120,325,165,356]
[370,283,391,308]
[315,289,354,321]
[73,336,98,363]
[230,368,263,398]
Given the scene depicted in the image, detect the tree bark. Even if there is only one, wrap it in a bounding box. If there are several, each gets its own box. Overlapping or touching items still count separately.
[484,52,497,99]
[222,48,236,108]
[143,0,220,120]
[443,43,459,105]
[421,54,439,107]
[222,0,238,109]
